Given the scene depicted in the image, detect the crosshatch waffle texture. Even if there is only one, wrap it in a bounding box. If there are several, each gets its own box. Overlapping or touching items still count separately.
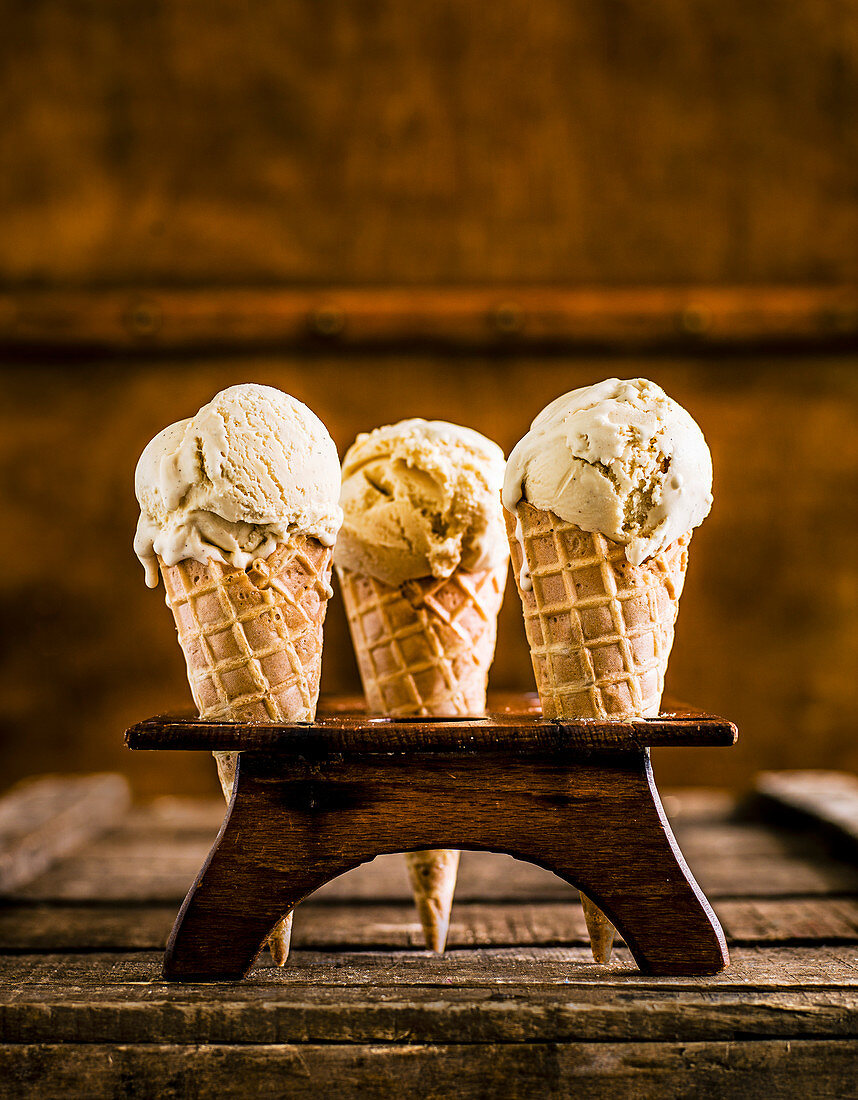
[336,564,507,717]
[158,537,333,967]
[338,559,507,952]
[159,537,334,723]
[505,501,689,721]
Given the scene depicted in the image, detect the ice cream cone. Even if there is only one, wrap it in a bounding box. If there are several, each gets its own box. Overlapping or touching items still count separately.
[505,500,690,960]
[502,378,711,964]
[580,892,615,964]
[337,562,507,949]
[160,535,334,964]
[404,849,461,953]
[505,501,689,722]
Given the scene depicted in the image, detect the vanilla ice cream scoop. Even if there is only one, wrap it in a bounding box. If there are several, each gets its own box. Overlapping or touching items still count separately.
[134,383,342,587]
[503,378,712,567]
[335,419,508,586]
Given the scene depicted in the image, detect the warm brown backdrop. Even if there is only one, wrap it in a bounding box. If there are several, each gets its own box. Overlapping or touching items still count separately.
[1,0,856,797]
[3,0,858,285]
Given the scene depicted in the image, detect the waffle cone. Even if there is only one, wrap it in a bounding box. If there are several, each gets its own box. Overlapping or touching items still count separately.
[505,501,689,721]
[159,537,333,723]
[506,501,690,962]
[160,536,334,965]
[337,561,507,950]
[337,564,507,717]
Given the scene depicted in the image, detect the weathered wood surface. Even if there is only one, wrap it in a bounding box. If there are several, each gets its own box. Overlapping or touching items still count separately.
[0,774,130,892]
[126,706,737,752]
[3,898,858,953]
[4,1040,858,1100]
[2,777,858,1095]
[755,771,858,860]
[7,944,858,992]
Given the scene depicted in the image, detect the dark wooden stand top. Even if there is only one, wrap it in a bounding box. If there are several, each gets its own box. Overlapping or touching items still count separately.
[126,700,737,754]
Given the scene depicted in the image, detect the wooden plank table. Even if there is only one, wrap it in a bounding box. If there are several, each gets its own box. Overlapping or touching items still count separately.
[1,772,857,1098]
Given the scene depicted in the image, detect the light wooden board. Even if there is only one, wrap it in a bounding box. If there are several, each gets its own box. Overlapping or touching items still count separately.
[3,898,858,953]
[4,946,858,993]
[12,841,858,904]
[1,949,858,1049]
[5,1039,858,1100]
[0,774,130,892]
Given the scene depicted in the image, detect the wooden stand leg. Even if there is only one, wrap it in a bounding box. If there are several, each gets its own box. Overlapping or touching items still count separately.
[163,760,367,980]
[522,753,728,976]
[164,748,727,981]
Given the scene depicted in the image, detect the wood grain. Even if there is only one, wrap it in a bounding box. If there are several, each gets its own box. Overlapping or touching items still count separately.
[162,747,727,979]
[3,287,857,353]
[115,788,738,833]
[0,774,130,893]
[4,945,858,991]
[4,1039,858,1100]
[3,980,857,1045]
[125,704,738,752]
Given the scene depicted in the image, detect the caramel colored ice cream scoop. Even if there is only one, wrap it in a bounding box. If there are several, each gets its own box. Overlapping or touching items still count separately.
[335,418,507,587]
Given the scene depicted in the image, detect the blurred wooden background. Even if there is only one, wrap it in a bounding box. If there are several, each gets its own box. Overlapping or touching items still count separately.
[1,0,856,798]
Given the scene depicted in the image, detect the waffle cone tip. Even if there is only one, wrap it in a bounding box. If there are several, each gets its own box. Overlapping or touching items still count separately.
[406,849,461,952]
[580,892,616,964]
[268,914,293,966]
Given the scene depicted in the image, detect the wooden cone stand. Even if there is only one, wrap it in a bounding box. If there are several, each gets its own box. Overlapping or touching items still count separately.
[125,695,736,982]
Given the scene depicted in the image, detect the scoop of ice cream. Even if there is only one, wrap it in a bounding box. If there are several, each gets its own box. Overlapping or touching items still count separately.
[335,419,508,586]
[134,383,342,587]
[503,378,712,566]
